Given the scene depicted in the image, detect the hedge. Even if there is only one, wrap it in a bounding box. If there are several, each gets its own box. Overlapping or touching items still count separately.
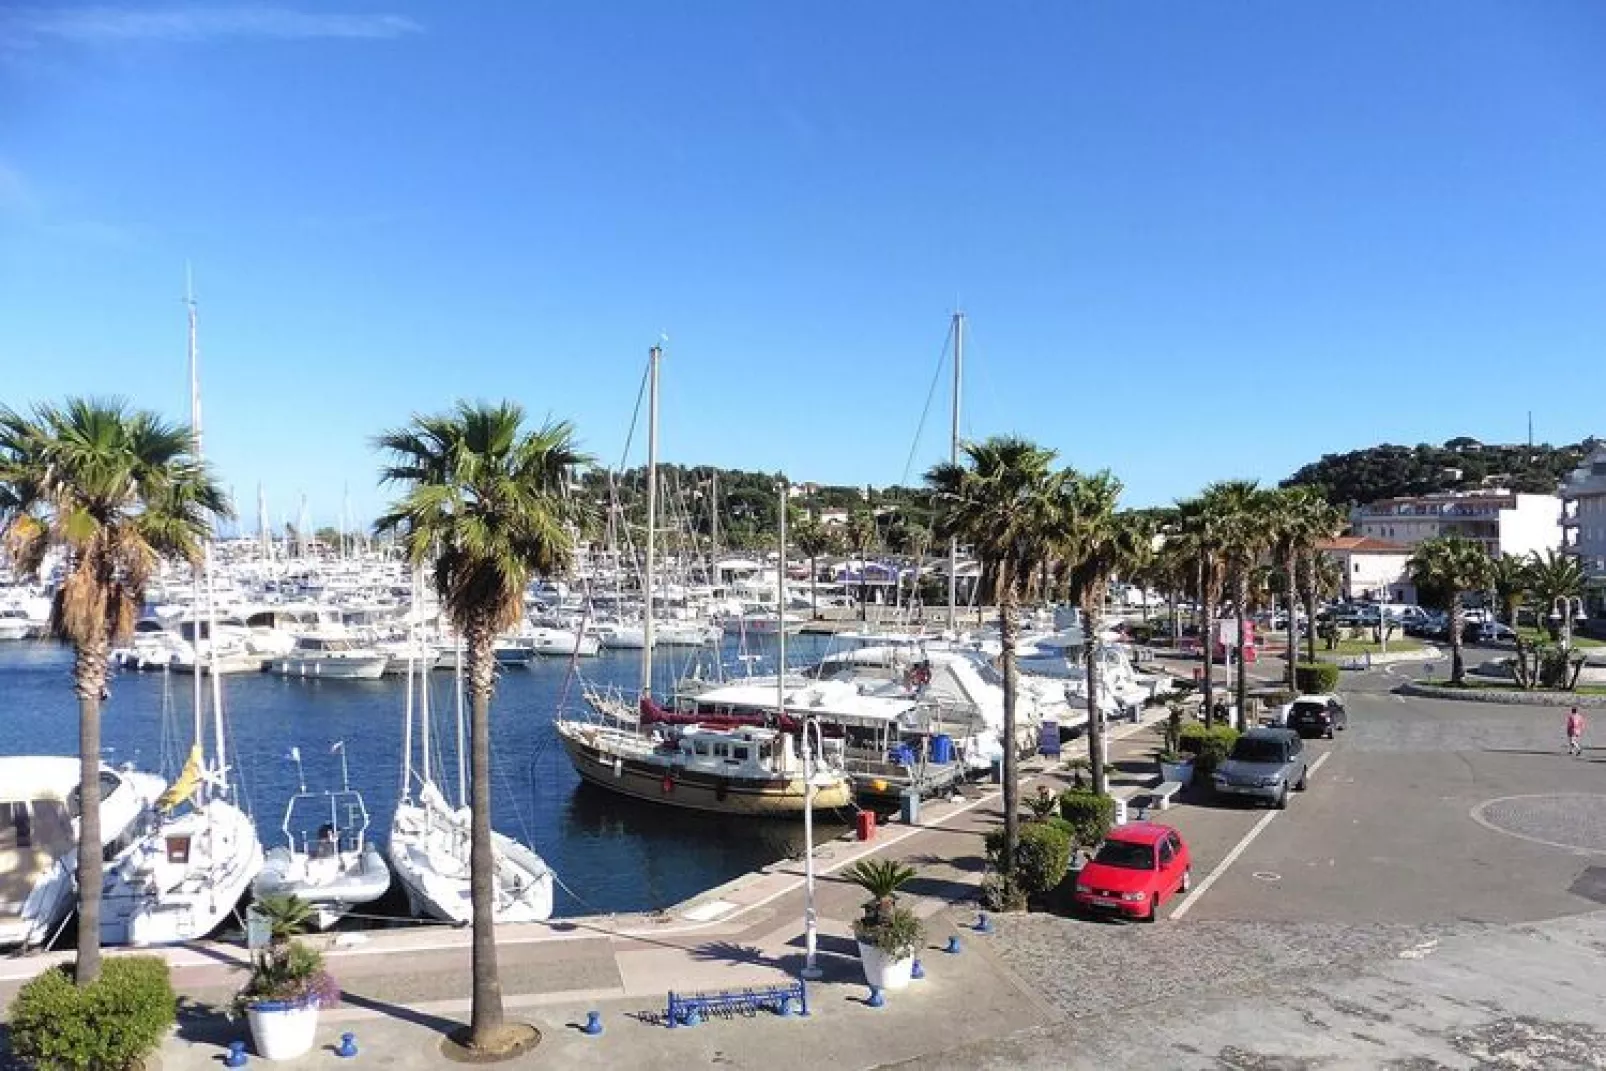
[8,956,177,1071]
[1179,723,1240,776]
[1295,662,1341,693]
[985,819,1074,897]
[1057,790,1117,849]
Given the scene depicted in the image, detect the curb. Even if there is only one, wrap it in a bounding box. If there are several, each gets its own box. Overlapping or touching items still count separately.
[1396,681,1606,707]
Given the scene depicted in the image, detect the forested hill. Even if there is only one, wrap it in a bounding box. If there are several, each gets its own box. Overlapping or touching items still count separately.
[1281,437,1597,507]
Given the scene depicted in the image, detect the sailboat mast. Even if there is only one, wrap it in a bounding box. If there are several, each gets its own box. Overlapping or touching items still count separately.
[400,569,417,799]
[947,310,963,632]
[777,478,788,688]
[184,270,208,759]
[641,344,660,695]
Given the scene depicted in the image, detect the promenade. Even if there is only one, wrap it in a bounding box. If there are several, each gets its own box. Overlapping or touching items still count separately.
[9,652,1606,1068]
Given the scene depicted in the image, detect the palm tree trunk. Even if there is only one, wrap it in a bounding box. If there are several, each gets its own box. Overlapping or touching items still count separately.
[1449,592,1465,685]
[1201,563,1216,727]
[1302,555,1318,665]
[1083,586,1106,796]
[73,635,107,986]
[999,580,1020,892]
[465,615,504,1047]
[1284,548,1299,690]
[1234,572,1250,730]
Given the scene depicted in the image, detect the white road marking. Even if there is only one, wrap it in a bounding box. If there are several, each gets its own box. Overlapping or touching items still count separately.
[1170,750,1332,921]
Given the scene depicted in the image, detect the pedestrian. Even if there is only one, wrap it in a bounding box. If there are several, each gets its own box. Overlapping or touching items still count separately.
[1566,706,1585,757]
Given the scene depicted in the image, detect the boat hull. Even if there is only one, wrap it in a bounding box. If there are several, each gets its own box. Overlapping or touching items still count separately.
[385,798,554,924]
[269,656,388,680]
[252,845,391,928]
[558,727,852,816]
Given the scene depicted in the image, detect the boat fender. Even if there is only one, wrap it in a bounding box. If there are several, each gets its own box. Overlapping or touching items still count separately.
[662,773,675,794]
[613,757,623,779]
[715,779,728,802]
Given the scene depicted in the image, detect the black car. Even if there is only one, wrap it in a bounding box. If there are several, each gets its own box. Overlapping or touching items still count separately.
[1284,696,1347,739]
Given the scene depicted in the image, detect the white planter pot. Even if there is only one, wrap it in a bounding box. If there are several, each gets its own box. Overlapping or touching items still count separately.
[856,941,915,991]
[1159,759,1194,786]
[246,998,320,1060]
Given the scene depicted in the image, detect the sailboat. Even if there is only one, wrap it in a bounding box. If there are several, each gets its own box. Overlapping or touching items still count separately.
[100,278,264,946]
[386,573,555,923]
[251,743,390,930]
[557,344,853,815]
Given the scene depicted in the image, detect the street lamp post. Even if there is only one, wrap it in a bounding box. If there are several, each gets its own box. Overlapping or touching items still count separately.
[1550,596,1588,651]
[780,479,823,982]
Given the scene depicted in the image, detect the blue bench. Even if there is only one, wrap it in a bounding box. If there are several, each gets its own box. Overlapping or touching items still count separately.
[666,979,809,1026]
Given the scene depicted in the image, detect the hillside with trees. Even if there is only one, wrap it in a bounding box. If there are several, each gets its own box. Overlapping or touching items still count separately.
[1282,437,1596,508]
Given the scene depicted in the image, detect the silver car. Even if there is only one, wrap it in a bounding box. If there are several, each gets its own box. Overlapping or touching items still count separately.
[1212,728,1308,809]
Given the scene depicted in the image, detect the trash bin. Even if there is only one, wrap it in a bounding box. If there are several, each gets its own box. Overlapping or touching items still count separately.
[930,734,954,765]
[900,791,921,826]
[856,810,877,841]
[990,758,1004,785]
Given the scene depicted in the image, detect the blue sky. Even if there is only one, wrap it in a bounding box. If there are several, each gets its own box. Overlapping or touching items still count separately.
[2,2,1603,529]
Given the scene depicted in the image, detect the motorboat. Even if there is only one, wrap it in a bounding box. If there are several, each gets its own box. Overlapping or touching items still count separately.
[0,608,33,641]
[252,750,390,929]
[526,627,600,658]
[0,759,166,949]
[268,630,389,680]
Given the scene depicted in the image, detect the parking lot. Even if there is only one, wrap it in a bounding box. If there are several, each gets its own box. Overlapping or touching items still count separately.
[1081,658,1606,929]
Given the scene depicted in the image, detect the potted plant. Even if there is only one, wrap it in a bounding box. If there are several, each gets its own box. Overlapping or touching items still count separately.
[233,895,339,1060]
[1156,704,1194,785]
[841,859,924,990]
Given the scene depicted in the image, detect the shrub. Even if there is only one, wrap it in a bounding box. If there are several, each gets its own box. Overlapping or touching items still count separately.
[1026,784,1060,821]
[1180,724,1240,776]
[851,903,924,958]
[1295,662,1340,693]
[8,956,177,1071]
[1057,790,1117,849]
[979,873,1028,912]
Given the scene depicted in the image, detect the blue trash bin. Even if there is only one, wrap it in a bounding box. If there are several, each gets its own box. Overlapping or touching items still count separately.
[930,734,954,765]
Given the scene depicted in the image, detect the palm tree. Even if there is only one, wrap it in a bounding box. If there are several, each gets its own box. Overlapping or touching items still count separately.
[791,517,837,620]
[1299,499,1345,664]
[0,398,226,985]
[1488,553,1530,627]
[1526,549,1588,618]
[1267,487,1327,689]
[1173,496,1225,723]
[374,401,591,1052]
[1407,535,1493,685]
[1058,475,1144,795]
[1200,481,1274,723]
[846,511,878,621]
[927,437,1058,900]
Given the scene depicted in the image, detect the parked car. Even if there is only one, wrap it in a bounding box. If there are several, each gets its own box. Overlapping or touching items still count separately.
[1478,621,1516,644]
[1212,728,1308,808]
[1282,694,1348,738]
[1072,822,1191,923]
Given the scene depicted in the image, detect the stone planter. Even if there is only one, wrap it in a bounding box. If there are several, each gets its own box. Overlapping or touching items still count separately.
[856,941,915,991]
[246,998,320,1060]
[1158,758,1194,786]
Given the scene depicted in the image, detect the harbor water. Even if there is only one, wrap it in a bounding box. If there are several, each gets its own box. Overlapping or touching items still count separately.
[0,634,852,920]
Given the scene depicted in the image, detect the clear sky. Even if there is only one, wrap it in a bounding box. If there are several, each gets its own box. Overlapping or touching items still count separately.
[2,2,1603,530]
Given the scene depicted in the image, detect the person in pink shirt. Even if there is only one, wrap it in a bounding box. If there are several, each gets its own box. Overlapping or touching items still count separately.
[1566,707,1585,757]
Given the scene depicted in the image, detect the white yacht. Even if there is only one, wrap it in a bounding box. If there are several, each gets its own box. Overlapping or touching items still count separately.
[0,759,166,949]
[0,608,33,641]
[526,627,600,658]
[269,630,389,680]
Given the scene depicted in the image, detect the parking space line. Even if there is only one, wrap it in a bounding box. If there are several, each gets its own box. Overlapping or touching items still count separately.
[1169,750,1332,921]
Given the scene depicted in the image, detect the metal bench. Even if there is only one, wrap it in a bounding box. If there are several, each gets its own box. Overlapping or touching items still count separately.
[665,980,809,1027]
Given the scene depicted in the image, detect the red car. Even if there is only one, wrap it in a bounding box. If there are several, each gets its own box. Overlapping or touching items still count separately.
[1072,822,1191,922]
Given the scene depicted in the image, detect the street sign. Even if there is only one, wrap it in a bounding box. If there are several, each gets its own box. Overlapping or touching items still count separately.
[246,909,271,951]
[1038,721,1062,758]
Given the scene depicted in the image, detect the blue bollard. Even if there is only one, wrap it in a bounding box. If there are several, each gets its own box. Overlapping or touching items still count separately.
[867,986,885,1008]
[336,1032,359,1059]
[910,958,925,980]
[975,911,993,933]
[945,935,962,954]
[583,1010,603,1036]
[224,1040,249,1068]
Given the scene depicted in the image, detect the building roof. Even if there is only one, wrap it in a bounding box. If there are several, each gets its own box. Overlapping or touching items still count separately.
[1319,536,1412,554]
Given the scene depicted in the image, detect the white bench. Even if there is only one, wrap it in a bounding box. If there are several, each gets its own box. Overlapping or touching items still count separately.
[1146,780,1184,813]
[1108,784,1147,826]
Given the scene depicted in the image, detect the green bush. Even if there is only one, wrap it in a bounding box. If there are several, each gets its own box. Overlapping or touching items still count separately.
[1057,790,1117,849]
[8,956,177,1071]
[979,873,1028,912]
[984,820,1073,897]
[1295,662,1340,693]
[1180,723,1240,776]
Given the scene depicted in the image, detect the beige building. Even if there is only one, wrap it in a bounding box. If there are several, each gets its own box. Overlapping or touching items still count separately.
[1352,489,1561,559]
[1318,537,1416,603]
